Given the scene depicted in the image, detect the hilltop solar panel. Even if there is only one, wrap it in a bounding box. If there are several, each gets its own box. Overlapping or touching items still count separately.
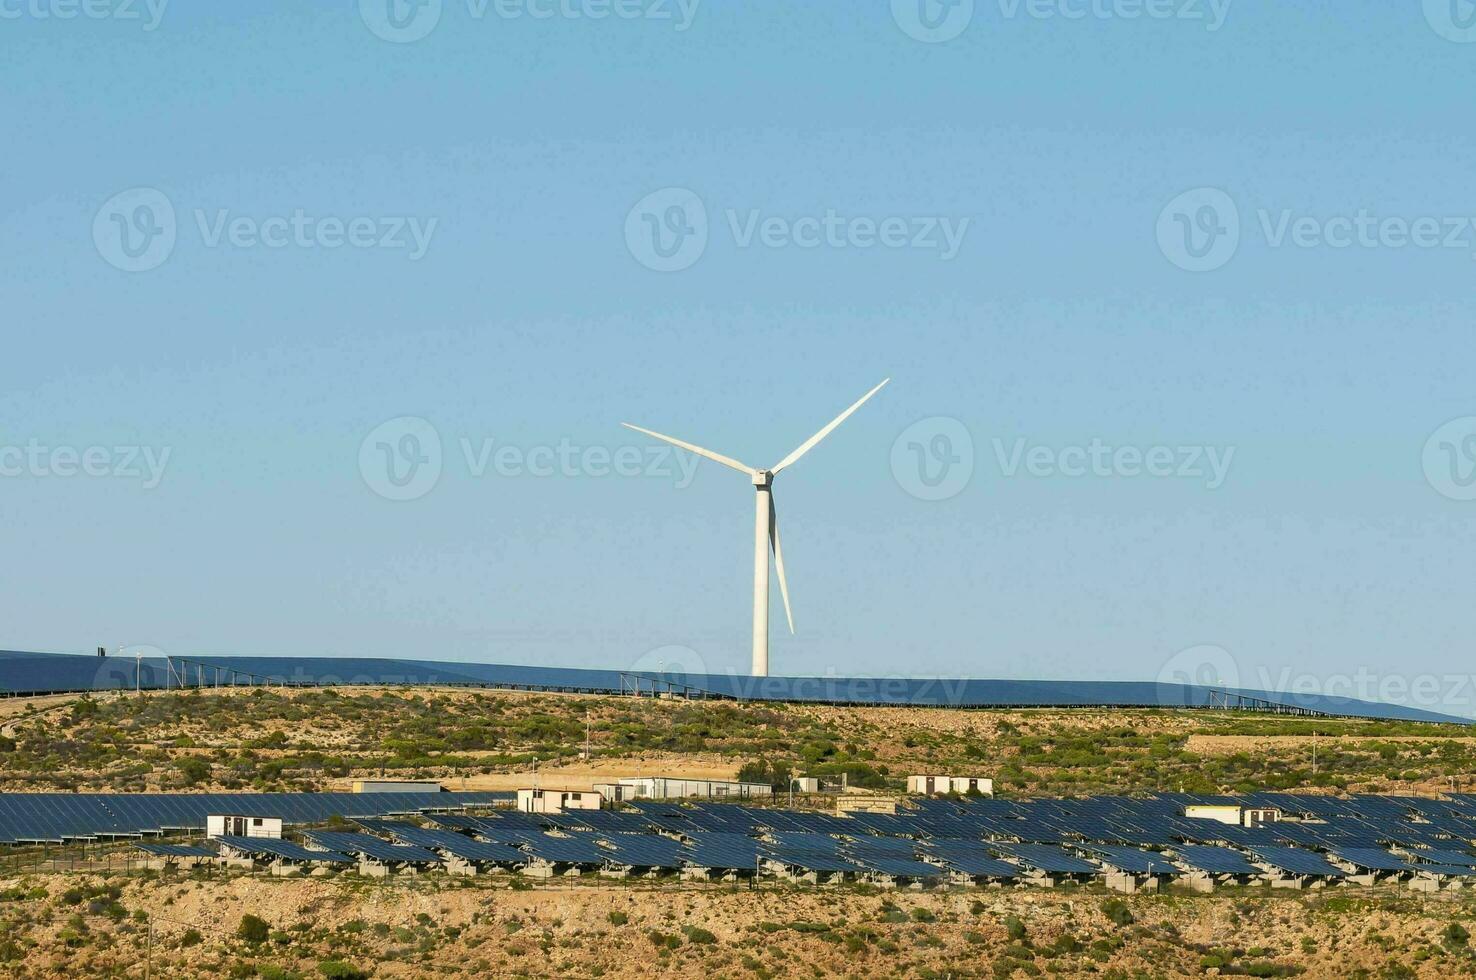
[1247,846,1347,878]
[386,827,527,863]
[768,832,844,854]
[216,836,351,863]
[1084,845,1178,875]
[302,831,442,865]
[1173,845,1259,875]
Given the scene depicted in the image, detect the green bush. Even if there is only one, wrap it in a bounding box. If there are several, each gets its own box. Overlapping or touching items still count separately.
[317,962,369,980]
[608,911,629,926]
[1101,899,1134,927]
[237,914,271,944]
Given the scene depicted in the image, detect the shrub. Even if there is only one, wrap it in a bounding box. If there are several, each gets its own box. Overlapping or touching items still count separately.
[1101,899,1134,927]
[608,911,629,926]
[1004,915,1028,942]
[180,929,203,947]
[1444,923,1470,949]
[238,914,271,944]
[682,925,717,945]
[318,962,369,980]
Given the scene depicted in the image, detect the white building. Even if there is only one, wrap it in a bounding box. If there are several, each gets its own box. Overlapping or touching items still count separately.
[593,777,773,802]
[1185,804,1281,828]
[517,788,604,813]
[906,775,993,797]
[207,814,283,839]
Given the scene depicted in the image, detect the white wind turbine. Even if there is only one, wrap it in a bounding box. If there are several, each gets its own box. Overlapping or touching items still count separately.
[623,379,889,678]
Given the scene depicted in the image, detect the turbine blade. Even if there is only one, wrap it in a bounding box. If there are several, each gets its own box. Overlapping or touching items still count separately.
[620,422,752,475]
[768,495,795,634]
[770,378,890,474]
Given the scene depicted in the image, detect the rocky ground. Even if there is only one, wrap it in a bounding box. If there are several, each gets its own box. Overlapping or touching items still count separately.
[2,869,1476,978]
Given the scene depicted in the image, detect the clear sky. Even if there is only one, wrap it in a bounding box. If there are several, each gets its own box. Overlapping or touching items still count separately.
[3,2,1475,714]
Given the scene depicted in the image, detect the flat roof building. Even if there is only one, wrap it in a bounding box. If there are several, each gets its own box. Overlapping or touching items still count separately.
[593,776,773,802]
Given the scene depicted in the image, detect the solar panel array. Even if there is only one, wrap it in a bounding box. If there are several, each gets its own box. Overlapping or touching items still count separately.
[3,649,1462,723]
[19,787,1476,884]
[0,792,506,844]
[216,835,351,863]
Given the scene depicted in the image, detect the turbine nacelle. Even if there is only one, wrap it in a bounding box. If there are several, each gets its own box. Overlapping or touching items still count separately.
[622,378,889,676]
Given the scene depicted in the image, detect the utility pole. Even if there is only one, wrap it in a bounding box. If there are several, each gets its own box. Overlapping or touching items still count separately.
[1312,731,1318,776]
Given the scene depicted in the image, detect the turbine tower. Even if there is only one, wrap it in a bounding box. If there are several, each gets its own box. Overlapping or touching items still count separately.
[623,379,889,677]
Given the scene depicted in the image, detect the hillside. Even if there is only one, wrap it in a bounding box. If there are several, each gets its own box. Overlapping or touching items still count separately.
[2,686,1473,797]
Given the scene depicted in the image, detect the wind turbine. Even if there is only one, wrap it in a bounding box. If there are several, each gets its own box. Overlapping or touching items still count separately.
[623,379,889,677]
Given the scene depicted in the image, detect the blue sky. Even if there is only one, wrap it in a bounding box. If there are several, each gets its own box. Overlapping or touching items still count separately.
[3,2,1476,713]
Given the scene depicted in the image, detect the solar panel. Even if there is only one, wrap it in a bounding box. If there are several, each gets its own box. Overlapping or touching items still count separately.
[1406,848,1476,867]
[848,854,943,878]
[521,833,608,866]
[989,843,1098,875]
[302,831,442,865]
[1172,845,1258,875]
[216,836,351,863]
[765,848,862,873]
[1083,845,1178,875]
[1328,847,1412,872]
[599,834,685,869]
[683,832,762,870]
[1247,846,1347,878]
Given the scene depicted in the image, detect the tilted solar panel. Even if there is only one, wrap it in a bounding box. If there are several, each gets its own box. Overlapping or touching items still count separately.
[1247,846,1347,878]
[1084,845,1178,875]
[216,836,351,863]
[989,843,1098,875]
[1172,845,1258,875]
[1327,847,1412,872]
[302,831,442,864]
